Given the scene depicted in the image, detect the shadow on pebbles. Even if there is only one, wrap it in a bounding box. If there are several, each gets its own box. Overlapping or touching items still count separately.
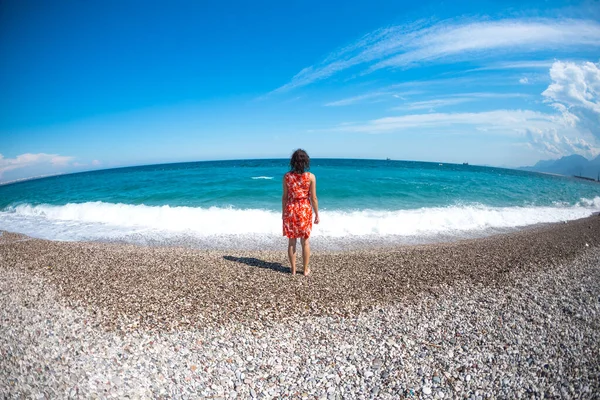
[1,216,600,398]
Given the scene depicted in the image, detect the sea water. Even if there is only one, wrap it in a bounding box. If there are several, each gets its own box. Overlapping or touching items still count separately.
[1,159,599,249]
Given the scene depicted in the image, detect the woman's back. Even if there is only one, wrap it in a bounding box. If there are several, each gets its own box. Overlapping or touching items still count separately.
[285,172,311,202]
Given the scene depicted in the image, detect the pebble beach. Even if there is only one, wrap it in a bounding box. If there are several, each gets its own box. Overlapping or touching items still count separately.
[1,216,600,399]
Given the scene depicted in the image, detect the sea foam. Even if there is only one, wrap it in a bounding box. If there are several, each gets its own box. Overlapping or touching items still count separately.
[1,198,599,249]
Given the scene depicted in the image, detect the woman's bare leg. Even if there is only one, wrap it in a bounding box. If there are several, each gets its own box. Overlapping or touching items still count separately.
[300,237,310,276]
[288,238,297,275]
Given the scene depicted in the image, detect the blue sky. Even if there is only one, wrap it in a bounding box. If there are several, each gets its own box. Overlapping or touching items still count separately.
[1,0,600,182]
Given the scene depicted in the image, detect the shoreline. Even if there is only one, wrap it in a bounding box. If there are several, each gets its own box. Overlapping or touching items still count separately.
[2,216,600,398]
[2,211,600,253]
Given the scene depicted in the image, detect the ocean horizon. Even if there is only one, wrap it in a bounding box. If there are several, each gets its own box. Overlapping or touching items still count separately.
[1,157,599,250]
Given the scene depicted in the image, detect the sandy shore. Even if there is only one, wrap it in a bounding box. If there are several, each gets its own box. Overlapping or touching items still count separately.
[1,216,600,398]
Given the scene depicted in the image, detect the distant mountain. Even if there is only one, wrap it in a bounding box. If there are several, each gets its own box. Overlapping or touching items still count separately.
[521,154,600,180]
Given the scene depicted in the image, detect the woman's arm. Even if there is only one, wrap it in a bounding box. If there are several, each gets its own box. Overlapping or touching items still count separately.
[282,175,288,219]
[309,173,320,224]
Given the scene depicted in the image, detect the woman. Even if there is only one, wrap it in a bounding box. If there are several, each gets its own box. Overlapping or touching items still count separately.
[282,149,320,276]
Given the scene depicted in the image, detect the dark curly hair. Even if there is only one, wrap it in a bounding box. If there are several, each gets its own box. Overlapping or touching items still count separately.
[290,149,310,174]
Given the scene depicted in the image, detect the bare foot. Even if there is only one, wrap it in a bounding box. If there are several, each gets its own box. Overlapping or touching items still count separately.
[291,267,296,275]
[303,268,311,276]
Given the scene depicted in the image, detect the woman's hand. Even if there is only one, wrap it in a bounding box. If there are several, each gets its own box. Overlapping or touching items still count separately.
[314,214,320,224]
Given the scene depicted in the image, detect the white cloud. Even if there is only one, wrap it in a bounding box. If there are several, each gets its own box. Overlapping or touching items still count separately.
[92,160,101,166]
[525,127,597,157]
[542,60,600,115]
[273,18,600,92]
[540,60,600,156]
[319,60,600,159]
[50,155,74,165]
[519,77,529,84]
[0,153,75,177]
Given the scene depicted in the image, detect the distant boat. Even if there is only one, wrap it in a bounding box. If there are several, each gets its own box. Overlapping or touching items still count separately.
[463,162,469,165]
[386,158,391,161]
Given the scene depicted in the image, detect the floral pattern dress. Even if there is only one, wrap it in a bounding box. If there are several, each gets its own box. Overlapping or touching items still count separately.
[283,172,313,239]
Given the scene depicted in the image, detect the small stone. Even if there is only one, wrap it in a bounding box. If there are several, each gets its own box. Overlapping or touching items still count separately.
[423,386,432,395]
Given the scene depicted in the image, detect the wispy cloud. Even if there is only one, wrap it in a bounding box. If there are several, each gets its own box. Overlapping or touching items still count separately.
[324,90,421,106]
[334,109,557,133]
[0,153,75,177]
[393,92,527,110]
[467,60,555,72]
[329,103,598,158]
[447,92,529,99]
[273,18,600,93]
[72,159,102,168]
[324,92,390,107]
[388,75,519,89]
[397,98,474,110]
[326,88,527,108]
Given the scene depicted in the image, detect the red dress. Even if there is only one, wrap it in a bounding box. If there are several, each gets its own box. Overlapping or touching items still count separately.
[283,172,313,239]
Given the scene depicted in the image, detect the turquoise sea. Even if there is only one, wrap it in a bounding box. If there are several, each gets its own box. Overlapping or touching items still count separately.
[1,159,599,249]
